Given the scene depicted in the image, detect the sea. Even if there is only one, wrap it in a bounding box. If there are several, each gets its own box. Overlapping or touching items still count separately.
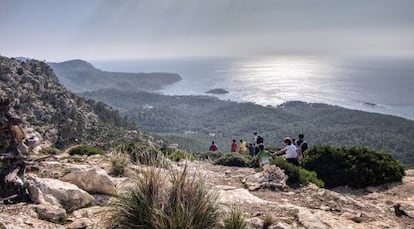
[92,56,414,120]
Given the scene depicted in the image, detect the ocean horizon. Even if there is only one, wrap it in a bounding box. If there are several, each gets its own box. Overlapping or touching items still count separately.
[92,56,414,120]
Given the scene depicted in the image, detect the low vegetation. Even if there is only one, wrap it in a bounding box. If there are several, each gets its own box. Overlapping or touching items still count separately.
[214,153,251,167]
[302,145,405,188]
[67,145,104,156]
[104,166,219,228]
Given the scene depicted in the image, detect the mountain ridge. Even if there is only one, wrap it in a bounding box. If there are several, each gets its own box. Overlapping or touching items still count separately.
[48,59,182,93]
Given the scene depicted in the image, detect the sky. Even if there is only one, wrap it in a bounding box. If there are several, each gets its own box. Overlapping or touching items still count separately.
[1,0,414,61]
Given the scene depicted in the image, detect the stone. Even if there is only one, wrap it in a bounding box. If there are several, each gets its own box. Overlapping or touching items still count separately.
[217,188,268,205]
[61,167,115,195]
[26,176,94,212]
[66,218,92,229]
[242,165,288,191]
[35,204,66,223]
[246,217,263,229]
[270,222,292,229]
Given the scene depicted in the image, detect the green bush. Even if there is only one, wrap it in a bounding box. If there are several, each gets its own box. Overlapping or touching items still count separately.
[271,157,324,187]
[110,153,129,177]
[223,208,247,229]
[214,153,250,167]
[67,145,103,156]
[104,166,219,228]
[302,145,405,188]
[116,142,167,167]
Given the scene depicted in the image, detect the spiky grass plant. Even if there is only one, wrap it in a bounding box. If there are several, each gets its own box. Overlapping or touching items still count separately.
[104,165,219,229]
[223,208,247,229]
[262,214,276,229]
[109,152,129,177]
[116,143,169,168]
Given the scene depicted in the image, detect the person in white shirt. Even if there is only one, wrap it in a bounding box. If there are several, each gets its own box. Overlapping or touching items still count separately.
[274,137,300,166]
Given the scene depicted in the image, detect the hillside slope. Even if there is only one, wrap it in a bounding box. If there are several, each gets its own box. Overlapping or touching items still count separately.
[81,89,414,165]
[49,59,182,92]
[0,56,143,149]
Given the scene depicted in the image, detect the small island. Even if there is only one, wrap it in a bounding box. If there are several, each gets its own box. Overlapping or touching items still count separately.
[206,88,229,94]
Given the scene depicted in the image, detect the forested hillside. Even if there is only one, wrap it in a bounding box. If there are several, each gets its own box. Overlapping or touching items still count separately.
[80,89,414,165]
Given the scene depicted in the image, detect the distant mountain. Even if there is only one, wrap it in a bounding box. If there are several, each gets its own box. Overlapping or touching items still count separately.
[81,88,414,166]
[48,59,182,92]
[0,56,146,149]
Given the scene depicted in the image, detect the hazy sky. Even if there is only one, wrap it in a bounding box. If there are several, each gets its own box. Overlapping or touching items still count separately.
[1,0,414,61]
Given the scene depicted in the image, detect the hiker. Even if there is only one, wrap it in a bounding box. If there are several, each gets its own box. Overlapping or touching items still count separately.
[275,137,299,166]
[239,139,247,154]
[295,134,308,158]
[255,133,264,154]
[248,143,255,157]
[209,141,218,152]
[230,139,238,152]
[257,144,271,168]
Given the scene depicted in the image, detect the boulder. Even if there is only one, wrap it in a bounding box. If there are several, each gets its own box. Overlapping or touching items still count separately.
[26,176,94,212]
[242,165,288,191]
[61,167,115,195]
[35,204,66,223]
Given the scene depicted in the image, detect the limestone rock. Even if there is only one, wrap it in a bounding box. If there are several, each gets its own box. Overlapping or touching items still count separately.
[242,165,288,191]
[246,217,263,229]
[216,188,268,205]
[61,167,115,195]
[35,204,66,223]
[26,176,94,212]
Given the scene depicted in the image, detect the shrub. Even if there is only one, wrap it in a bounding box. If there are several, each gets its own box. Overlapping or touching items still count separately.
[67,145,103,156]
[116,142,167,167]
[214,153,250,167]
[271,157,324,187]
[104,166,219,228]
[302,145,405,188]
[223,208,247,229]
[110,153,129,177]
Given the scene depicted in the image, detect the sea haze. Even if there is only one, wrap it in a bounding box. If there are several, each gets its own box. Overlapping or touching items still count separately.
[92,56,414,120]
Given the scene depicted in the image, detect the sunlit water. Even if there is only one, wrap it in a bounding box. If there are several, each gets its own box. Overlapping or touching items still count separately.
[93,56,414,120]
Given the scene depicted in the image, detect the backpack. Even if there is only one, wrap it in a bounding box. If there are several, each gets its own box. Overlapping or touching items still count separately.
[256,135,264,144]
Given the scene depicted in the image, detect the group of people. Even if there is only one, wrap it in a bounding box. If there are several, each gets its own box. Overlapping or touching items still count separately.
[209,132,308,167]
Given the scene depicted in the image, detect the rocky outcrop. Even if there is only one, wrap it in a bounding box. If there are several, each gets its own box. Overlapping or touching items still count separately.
[0,55,143,149]
[26,176,94,212]
[61,167,115,195]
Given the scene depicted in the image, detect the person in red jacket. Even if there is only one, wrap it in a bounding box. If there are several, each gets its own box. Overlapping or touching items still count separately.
[230,139,238,152]
[209,141,218,152]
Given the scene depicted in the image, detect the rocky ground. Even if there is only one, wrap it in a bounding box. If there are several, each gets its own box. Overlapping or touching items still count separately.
[1,153,413,229]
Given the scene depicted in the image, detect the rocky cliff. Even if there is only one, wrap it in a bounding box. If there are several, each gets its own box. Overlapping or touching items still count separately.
[0,56,141,149]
